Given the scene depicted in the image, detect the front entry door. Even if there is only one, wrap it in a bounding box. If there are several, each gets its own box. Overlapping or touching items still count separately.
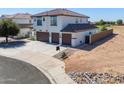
[85,36,90,44]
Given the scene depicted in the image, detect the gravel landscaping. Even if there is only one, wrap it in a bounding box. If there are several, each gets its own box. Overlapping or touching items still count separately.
[68,72,124,84]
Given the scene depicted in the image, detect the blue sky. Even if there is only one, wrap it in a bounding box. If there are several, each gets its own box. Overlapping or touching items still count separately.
[0,8,124,22]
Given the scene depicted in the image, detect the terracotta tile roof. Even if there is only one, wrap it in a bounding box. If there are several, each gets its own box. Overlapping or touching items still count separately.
[61,24,97,32]
[1,13,32,19]
[33,9,89,18]
[13,13,32,19]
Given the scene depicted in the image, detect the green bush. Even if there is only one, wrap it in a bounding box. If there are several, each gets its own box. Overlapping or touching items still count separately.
[101,26,107,31]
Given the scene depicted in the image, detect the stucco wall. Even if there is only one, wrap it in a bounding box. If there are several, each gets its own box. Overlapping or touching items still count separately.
[61,16,88,29]
[33,16,63,33]
[12,18,32,24]
[18,28,32,37]
[33,16,88,33]
[72,32,85,47]
[71,28,99,47]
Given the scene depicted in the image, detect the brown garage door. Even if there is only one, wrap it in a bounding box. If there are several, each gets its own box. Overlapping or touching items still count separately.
[62,33,71,45]
[37,32,49,42]
[52,33,59,44]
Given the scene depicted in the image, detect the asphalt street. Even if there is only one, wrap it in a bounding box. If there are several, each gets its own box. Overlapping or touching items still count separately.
[0,55,51,84]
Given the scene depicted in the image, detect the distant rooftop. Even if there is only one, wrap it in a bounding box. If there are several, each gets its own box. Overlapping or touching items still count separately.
[1,13,32,19]
[33,9,89,18]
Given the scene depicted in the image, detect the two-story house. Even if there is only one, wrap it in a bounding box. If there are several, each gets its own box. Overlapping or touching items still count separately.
[1,13,33,37]
[32,9,99,47]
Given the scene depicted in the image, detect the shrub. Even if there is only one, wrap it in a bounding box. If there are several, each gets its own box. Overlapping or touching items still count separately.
[101,26,107,31]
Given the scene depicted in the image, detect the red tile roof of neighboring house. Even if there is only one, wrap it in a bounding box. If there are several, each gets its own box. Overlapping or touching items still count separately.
[13,13,32,19]
[1,13,32,19]
[33,9,89,18]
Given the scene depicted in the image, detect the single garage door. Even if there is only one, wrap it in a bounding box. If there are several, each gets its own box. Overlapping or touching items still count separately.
[52,33,59,44]
[62,33,71,45]
[37,32,49,42]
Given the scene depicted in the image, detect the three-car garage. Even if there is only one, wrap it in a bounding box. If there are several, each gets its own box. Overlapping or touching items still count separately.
[37,32,72,46]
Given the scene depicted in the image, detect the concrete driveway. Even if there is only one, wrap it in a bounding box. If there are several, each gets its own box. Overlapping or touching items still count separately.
[0,40,66,56]
[0,55,51,84]
[22,41,67,56]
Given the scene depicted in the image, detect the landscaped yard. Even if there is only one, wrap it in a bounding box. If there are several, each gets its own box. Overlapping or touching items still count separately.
[64,25,124,76]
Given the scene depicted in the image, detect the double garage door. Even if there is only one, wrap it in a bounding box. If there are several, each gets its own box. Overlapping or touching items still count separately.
[52,33,71,45]
[37,32,71,45]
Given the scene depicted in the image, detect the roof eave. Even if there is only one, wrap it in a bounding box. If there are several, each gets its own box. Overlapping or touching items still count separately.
[32,14,90,18]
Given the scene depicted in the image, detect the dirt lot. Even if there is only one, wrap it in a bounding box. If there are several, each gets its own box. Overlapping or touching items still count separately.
[65,26,124,74]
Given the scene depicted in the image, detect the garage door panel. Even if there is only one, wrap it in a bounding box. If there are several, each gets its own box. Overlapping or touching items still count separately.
[37,32,49,42]
[52,33,59,44]
[62,33,71,45]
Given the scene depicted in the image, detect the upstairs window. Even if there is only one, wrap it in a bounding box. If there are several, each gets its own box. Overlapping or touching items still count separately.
[50,16,57,26]
[75,18,79,24]
[37,19,42,26]
[80,19,82,23]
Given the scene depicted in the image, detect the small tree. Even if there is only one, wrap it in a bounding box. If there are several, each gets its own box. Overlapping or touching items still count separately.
[96,19,106,25]
[117,19,123,25]
[99,19,106,25]
[0,20,20,43]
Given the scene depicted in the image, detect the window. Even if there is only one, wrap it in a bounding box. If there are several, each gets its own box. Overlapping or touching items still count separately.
[80,19,82,23]
[29,20,32,23]
[50,16,57,26]
[37,19,42,26]
[75,18,79,23]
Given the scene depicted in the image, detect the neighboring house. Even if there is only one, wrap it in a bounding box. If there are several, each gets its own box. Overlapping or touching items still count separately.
[32,9,99,47]
[0,13,33,37]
